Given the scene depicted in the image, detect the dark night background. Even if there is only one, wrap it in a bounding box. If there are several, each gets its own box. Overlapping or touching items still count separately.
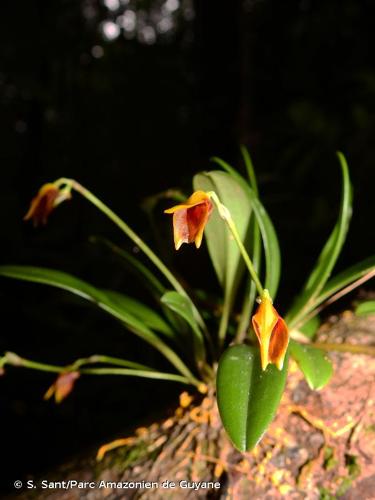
[1,0,375,492]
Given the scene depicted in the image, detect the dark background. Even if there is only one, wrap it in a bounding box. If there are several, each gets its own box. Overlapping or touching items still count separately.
[1,0,375,491]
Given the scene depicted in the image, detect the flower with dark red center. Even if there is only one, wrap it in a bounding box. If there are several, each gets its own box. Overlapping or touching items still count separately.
[44,371,80,404]
[252,290,289,371]
[24,183,71,226]
[164,191,213,250]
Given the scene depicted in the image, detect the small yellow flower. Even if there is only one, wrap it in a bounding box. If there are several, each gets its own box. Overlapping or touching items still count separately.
[252,290,289,371]
[44,371,80,403]
[24,183,71,226]
[164,191,213,250]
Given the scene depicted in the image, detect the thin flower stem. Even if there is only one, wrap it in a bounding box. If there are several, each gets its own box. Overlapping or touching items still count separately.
[79,367,192,383]
[2,353,199,387]
[69,355,152,371]
[208,191,264,297]
[235,220,262,344]
[55,178,209,339]
[3,352,62,373]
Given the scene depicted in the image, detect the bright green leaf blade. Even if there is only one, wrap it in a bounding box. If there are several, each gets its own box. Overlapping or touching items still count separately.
[289,339,333,390]
[0,266,195,380]
[286,153,352,328]
[103,290,175,340]
[355,300,375,316]
[216,344,288,452]
[194,170,252,294]
[299,315,321,339]
[161,291,205,363]
[209,162,281,298]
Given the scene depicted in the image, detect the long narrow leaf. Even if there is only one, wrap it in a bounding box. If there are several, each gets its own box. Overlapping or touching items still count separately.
[295,257,375,327]
[317,257,375,307]
[90,237,166,296]
[286,153,352,328]
[161,291,205,364]
[104,290,175,340]
[238,148,262,338]
[91,237,190,335]
[0,266,195,381]
[240,145,258,195]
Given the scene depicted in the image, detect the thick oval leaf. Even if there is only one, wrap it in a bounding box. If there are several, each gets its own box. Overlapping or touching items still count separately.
[216,344,288,452]
[355,300,375,316]
[0,265,194,380]
[289,339,333,390]
[286,153,352,329]
[161,291,205,363]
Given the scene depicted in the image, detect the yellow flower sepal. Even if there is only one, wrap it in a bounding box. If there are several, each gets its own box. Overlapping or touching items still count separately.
[164,191,213,250]
[251,290,289,371]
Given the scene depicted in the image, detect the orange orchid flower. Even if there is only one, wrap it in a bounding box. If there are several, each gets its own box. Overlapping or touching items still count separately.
[44,371,80,404]
[252,290,289,371]
[24,183,71,226]
[164,191,213,250]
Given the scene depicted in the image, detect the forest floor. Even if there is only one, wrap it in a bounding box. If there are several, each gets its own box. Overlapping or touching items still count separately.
[11,311,375,500]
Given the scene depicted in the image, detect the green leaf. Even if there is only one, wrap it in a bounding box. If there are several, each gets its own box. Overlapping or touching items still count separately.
[91,236,188,337]
[289,257,375,332]
[103,290,175,340]
[161,291,205,363]
[240,145,258,195]
[90,237,166,296]
[194,170,253,344]
[216,344,288,452]
[299,315,321,339]
[80,367,193,384]
[286,152,352,328]
[0,266,195,381]
[235,148,262,339]
[194,170,252,296]
[289,339,333,390]
[209,161,281,298]
[355,300,375,316]
[317,256,375,307]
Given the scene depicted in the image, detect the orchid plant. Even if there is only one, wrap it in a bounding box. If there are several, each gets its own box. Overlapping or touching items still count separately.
[1,149,374,452]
